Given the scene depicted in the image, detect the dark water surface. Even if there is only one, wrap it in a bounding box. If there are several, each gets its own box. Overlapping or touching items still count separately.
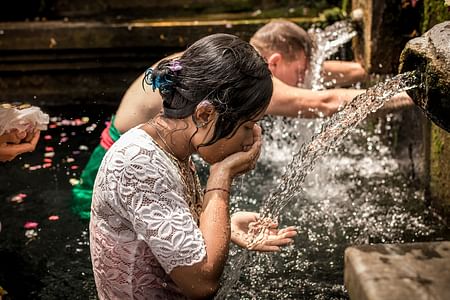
[222,108,450,299]
[1,105,449,300]
[0,105,114,299]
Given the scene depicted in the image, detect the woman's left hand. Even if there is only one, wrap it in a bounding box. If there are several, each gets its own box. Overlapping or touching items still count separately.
[230,211,297,252]
[0,130,40,162]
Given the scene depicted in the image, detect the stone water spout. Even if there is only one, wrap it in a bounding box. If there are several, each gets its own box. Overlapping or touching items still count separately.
[399,21,450,132]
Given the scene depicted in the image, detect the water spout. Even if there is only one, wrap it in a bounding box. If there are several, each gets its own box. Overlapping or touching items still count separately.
[399,21,450,132]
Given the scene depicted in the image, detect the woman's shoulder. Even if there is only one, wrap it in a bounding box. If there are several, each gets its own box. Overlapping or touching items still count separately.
[107,127,182,178]
[113,126,158,152]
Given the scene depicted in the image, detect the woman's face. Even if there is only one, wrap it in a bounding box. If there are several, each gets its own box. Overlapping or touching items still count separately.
[196,110,266,164]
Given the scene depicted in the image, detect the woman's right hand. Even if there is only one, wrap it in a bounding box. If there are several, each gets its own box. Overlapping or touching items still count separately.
[210,125,262,180]
[0,129,27,144]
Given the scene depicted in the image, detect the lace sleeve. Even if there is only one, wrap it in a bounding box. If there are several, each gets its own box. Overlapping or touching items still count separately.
[118,144,207,274]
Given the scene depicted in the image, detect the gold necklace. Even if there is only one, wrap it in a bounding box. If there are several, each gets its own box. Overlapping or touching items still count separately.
[147,120,185,162]
[147,120,203,222]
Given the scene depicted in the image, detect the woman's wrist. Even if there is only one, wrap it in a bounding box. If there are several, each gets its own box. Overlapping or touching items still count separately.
[208,164,233,188]
[205,169,232,202]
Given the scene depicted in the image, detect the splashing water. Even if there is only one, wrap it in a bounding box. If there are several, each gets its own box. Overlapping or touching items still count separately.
[304,20,357,90]
[215,71,422,299]
[263,72,419,233]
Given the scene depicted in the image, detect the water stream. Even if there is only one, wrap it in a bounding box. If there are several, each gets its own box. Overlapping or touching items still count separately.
[304,20,357,90]
[262,72,419,219]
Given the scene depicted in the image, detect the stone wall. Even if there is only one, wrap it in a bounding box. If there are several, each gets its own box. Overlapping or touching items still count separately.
[430,125,450,218]
[351,0,421,74]
[0,19,298,106]
[422,0,450,223]
[0,0,342,21]
[1,1,345,106]
[352,0,450,223]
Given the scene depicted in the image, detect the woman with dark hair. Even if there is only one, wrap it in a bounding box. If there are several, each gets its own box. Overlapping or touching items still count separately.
[89,33,297,299]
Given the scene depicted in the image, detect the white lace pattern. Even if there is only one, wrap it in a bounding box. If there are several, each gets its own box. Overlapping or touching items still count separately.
[90,127,206,299]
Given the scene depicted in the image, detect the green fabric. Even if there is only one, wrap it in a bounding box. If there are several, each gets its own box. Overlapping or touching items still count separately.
[72,117,121,219]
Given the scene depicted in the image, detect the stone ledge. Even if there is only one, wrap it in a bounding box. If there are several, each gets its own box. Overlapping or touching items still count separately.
[0,18,316,104]
[344,241,450,300]
[0,18,317,51]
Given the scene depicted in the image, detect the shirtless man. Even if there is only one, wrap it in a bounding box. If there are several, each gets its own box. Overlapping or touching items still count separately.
[113,20,368,132]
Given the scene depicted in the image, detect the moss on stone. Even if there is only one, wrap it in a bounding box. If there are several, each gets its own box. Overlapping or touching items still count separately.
[421,0,450,34]
[407,6,450,220]
[187,0,254,13]
[430,124,450,216]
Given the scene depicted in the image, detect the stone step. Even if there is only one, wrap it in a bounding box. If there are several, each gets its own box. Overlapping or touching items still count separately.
[344,241,450,300]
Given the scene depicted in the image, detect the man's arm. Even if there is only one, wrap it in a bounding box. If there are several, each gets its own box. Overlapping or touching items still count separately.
[266,77,365,118]
[323,60,367,87]
[113,62,367,126]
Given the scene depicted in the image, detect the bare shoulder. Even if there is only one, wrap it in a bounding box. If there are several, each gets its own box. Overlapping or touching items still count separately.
[114,52,184,133]
[114,72,163,133]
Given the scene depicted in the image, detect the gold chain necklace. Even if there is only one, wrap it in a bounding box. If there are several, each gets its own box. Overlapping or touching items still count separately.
[147,120,182,162]
[147,120,203,222]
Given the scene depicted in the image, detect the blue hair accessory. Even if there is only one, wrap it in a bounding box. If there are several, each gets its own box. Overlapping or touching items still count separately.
[143,67,173,94]
[143,67,154,89]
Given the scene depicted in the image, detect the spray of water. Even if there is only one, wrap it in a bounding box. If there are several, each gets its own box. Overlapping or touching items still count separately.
[263,72,419,223]
[304,20,358,90]
[214,71,419,300]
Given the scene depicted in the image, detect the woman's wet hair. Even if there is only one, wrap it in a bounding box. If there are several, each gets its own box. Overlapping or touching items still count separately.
[145,33,273,145]
[250,20,313,62]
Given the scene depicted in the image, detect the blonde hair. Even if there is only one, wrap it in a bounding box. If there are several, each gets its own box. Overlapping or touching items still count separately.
[250,20,313,62]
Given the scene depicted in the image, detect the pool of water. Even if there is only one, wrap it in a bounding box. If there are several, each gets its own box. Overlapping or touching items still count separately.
[0,105,114,299]
[222,110,450,299]
[0,105,449,300]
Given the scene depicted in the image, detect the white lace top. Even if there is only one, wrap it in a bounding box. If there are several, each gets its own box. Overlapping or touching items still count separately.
[90,127,206,299]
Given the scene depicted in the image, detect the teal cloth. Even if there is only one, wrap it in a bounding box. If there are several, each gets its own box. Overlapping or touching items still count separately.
[71,117,121,219]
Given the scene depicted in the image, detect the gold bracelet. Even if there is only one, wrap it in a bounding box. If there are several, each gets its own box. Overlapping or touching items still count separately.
[204,187,230,195]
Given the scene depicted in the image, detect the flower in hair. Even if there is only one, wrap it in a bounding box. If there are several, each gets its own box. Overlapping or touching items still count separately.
[168,60,182,72]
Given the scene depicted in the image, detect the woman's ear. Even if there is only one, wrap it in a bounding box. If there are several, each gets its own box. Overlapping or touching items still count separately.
[193,100,216,128]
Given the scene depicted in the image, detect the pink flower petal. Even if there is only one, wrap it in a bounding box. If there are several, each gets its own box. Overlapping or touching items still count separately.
[48,215,60,221]
[24,221,39,229]
[10,193,26,203]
